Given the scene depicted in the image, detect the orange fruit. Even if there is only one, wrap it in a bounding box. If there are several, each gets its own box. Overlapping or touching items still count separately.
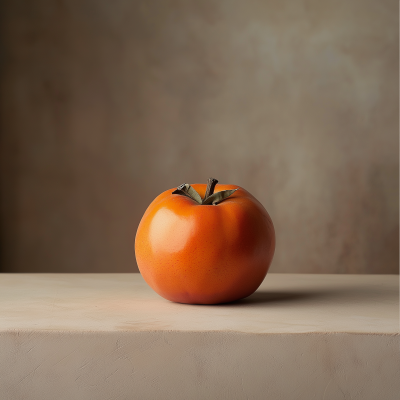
[135,178,275,304]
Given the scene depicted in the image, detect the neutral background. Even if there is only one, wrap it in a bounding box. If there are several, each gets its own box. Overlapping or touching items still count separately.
[1,0,398,273]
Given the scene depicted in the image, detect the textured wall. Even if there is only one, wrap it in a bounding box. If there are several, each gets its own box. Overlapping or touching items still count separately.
[1,0,398,273]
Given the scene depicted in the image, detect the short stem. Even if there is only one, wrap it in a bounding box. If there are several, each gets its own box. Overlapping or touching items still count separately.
[204,178,218,200]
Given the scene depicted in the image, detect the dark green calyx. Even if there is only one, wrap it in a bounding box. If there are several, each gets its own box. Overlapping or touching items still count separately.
[201,188,238,205]
[172,177,238,205]
[172,183,202,204]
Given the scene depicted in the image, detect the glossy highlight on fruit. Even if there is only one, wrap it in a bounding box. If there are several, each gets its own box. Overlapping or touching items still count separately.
[135,178,275,304]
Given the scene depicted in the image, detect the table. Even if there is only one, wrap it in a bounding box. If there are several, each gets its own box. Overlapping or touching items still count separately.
[1,273,399,400]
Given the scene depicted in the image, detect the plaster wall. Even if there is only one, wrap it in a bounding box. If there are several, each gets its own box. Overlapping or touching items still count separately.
[1,0,398,273]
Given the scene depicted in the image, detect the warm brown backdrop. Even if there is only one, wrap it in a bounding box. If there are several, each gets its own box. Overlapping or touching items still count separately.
[1,0,398,273]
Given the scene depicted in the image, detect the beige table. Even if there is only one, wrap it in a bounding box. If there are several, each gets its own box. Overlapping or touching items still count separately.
[0,273,399,400]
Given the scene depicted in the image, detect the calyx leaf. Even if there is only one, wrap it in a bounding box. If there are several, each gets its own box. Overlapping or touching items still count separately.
[172,183,202,204]
[201,189,238,205]
[172,179,238,205]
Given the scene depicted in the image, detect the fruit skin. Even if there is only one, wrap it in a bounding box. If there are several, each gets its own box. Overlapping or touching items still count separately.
[135,184,275,305]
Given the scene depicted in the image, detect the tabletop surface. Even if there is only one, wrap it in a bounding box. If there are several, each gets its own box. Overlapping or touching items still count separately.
[0,273,398,334]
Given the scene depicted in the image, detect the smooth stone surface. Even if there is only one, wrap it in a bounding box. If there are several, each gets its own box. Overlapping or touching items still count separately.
[1,273,399,400]
[0,273,398,333]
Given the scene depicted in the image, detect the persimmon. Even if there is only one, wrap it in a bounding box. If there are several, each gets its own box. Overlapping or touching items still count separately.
[135,178,275,304]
